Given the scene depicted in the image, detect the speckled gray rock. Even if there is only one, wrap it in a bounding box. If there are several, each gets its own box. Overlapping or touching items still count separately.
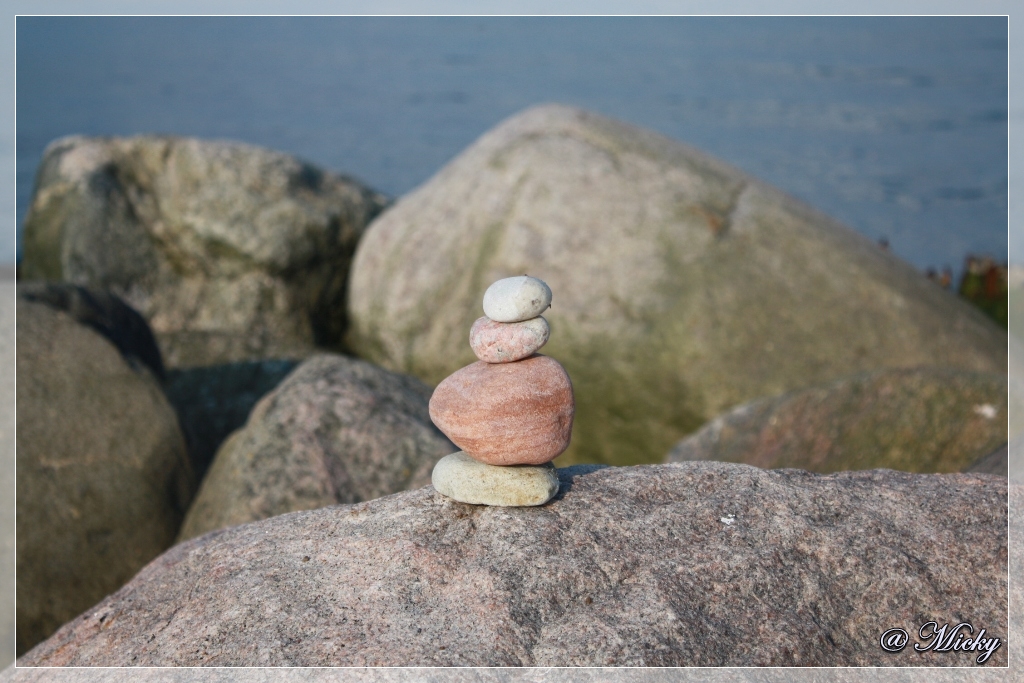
[347,104,1007,468]
[482,276,552,322]
[19,462,1007,667]
[176,354,454,541]
[20,135,389,367]
[667,368,1008,474]
[17,298,194,656]
[431,451,558,506]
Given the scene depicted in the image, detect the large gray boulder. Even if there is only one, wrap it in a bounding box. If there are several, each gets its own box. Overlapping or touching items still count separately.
[16,294,194,655]
[668,368,1007,474]
[347,104,1007,467]
[20,135,389,367]
[176,354,455,541]
[19,462,1006,667]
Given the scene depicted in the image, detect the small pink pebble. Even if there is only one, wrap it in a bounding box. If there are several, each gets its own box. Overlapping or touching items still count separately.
[469,316,550,363]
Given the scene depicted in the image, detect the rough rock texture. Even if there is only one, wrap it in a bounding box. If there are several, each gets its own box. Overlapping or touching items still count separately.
[667,368,1007,474]
[20,135,389,367]
[163,359,299,479]
[16,297,194,656]
[177,354,454,541]
[347,104,1007,467]
[470,315,550,363]
[19,462,1007,667]
[432,451,559,506]
[429,354,574,466]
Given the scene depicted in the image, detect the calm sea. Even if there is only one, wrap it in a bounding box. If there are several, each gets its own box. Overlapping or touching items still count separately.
[15,16,1008,275]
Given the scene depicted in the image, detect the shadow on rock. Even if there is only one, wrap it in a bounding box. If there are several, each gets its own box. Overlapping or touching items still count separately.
[163,360,299,479]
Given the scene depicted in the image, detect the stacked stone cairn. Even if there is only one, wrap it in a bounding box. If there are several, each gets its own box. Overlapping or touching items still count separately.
[429,276,575,506]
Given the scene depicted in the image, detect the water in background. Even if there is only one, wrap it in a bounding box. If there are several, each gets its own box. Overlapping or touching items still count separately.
[16,16,1008,275]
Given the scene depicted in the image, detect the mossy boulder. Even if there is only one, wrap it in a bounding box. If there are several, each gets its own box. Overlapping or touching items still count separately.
[667,368,1007,474]
[21,135,389,367]
[347,104,1007,467]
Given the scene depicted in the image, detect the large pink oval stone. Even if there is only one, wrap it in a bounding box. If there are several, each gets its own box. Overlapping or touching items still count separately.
[428,354,574,466]
[469,316,550,363]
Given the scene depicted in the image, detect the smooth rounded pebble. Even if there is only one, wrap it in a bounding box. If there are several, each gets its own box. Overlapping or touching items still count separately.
[429,354,574,466]
[470,316,550,363]
[431,451,559,506]
[482,276,552,323]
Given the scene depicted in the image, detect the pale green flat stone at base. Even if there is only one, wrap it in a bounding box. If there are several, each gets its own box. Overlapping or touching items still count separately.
[431,451,559,506]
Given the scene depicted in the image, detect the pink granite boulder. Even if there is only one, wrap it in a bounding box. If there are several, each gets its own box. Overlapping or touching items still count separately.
[469,316,550,364]
[14,464,1012,667]
[428,354,574,465]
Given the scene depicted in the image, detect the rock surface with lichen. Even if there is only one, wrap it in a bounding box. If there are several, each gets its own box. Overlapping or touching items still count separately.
[19,462,1007,667]
[20,135,389,367]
